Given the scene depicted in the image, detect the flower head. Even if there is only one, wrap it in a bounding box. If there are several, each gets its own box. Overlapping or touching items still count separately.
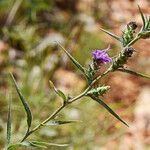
[92,46,112,64]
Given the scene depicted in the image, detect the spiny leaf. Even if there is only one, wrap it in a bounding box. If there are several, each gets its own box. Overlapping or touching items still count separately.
[138,5,146,29]
[49,80,67,102]
[7,100,11,145]
[56,41,85,74]
[44,120,81,126]
[100,28,121,42]
[145,16,150,29]
[117,68,150,79]
[90,96,129,127]
[10,73,32,135]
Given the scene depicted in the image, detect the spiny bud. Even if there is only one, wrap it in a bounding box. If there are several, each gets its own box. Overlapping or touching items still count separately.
[122,22,137,47]
[86,86,110,97]
[127,21,137,30]
[124,47,135,57]
[112,47,135,70]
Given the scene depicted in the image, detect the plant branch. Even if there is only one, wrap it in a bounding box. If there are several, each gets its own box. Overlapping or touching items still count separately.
[21,67,112,142]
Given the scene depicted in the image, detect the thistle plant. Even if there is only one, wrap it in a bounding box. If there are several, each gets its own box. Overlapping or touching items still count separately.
[6,6,150,149]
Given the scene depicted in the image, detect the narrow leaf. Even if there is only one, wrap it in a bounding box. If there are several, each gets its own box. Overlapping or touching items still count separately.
[7,100,11,145]
[138,5,146,28]
[56,41,85,74]
[117,68,150,79]
[8,142,47,149]
[57,90,67,100]
[44,120,80,126]
[31,141,69,147]
[10,73,32,134]
[15,141,47,149]
[29,142,47,148]
[49,80,67,101]
[100,28,121,42]
[18,141,69,148]
[90,96,129,127]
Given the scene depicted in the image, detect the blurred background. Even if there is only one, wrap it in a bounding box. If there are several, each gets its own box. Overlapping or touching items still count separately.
[0,0,150,149]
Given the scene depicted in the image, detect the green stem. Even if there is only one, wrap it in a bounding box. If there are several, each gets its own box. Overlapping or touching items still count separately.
[90,67,112,86]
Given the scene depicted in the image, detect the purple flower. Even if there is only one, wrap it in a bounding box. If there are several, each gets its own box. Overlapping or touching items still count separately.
[92,46,112,64]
